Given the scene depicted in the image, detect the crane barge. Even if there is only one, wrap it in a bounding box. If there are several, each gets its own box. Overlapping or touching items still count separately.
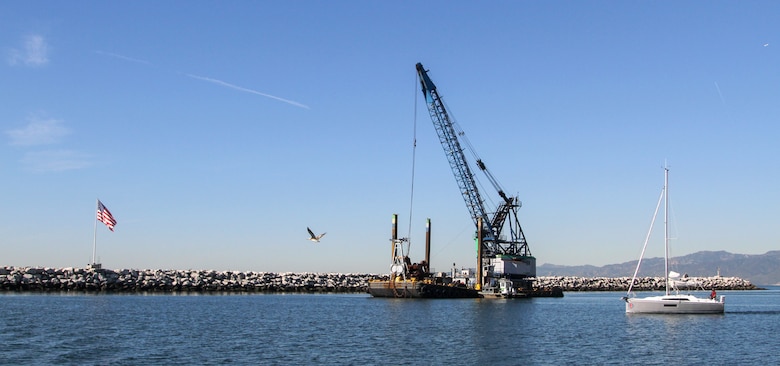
[367,214,482,298]
[415,63,562,298]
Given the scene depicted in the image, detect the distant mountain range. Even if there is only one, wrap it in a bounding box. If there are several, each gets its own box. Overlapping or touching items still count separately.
[538,250,780,286]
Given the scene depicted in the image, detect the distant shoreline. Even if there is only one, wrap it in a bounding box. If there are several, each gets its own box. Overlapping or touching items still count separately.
[0,267,761,293]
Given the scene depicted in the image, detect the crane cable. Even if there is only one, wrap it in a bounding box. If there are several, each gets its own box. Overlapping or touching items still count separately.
[440,99,501,212]
[408,73,419,242]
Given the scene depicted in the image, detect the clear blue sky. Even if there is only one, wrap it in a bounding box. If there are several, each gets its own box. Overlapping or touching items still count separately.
[2,2,778,274]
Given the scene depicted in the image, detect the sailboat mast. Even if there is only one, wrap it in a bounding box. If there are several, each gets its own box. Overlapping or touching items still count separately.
[92,198,98,265]
[664,167,670,295]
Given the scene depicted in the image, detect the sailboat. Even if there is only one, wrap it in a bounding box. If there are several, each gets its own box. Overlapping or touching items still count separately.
[623,167,725,314]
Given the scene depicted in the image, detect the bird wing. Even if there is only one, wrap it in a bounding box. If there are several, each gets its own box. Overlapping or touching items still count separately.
[307,227,316,238]
[317,232,326,240]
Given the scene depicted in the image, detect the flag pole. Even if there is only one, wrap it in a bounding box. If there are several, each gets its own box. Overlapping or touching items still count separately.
[92,198,98,266]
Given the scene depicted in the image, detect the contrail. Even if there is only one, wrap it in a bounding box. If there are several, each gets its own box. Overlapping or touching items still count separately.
[94,50,152,65]
[185,73,310,109]
[714,81,726,106]
[95,50,309,109]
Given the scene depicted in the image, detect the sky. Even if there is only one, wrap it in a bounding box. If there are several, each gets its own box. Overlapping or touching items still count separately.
[2,2,778,274]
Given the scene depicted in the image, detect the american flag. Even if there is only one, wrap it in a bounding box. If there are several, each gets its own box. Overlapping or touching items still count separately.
[97,200,117,232]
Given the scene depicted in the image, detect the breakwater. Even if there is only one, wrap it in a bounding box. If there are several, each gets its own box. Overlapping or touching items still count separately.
[0,267,377,293]
[0,267,759,292]
[534,276,758,291]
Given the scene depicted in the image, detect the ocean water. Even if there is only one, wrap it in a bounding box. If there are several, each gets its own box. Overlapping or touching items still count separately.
[1,288,778,365]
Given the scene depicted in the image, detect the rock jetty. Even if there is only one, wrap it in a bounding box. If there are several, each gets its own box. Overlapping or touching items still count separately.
[534,276,758,291]
[0,267,759,293]
[0,267,381,293]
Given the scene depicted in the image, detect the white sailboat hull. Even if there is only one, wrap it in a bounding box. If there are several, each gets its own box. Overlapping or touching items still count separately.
[625,294,725,314]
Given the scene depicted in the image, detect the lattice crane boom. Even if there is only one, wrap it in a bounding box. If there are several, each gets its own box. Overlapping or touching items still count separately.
[415,63,491,234]
[415,63,535,288]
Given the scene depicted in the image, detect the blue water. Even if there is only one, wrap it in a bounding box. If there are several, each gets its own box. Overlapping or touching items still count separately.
[1,288,778,365]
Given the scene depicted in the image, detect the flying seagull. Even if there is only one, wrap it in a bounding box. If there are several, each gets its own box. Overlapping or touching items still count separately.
[307,227,326,242]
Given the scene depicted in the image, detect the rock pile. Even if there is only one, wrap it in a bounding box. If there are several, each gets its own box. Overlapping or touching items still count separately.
[0,267,759,293]
[0,267,383,293]
[534,276,758,291]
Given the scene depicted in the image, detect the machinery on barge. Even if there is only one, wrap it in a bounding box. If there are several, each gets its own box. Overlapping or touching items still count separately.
[367,214,482,298]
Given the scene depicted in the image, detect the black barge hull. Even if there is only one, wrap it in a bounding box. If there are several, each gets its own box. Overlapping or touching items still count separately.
[368,280,482,298]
